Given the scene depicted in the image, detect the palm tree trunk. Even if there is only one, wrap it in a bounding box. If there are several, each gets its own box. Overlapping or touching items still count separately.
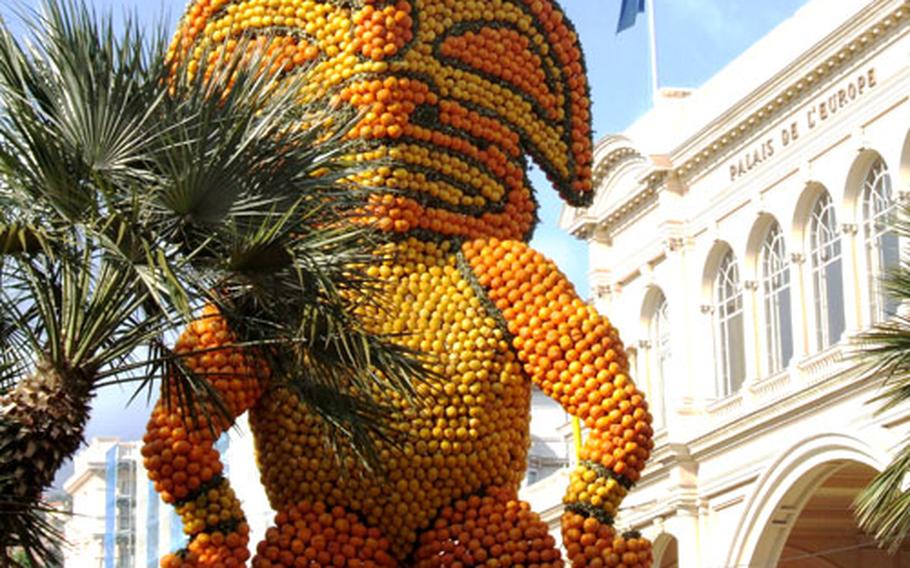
[0,363,91,512]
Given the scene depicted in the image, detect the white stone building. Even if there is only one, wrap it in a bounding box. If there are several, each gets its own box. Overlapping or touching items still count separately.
[555,0,910,565]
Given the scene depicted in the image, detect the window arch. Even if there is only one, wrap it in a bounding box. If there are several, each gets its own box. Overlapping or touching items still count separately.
[809,192,845,350]
[862,158,899,321]
[714,250,745,396]
[647,292,671,426]
[760,223,793,374]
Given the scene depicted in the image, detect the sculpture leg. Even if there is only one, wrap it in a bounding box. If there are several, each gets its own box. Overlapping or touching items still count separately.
[251,501,397,568]
[561,511,653,568]
[412,486,563,567]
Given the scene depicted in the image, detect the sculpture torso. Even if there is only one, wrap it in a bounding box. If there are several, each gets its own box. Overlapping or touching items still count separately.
[166,2,591,554]
[249,239,531,558]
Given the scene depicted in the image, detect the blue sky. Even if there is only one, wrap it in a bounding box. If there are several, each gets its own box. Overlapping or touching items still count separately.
[1,0,807,441]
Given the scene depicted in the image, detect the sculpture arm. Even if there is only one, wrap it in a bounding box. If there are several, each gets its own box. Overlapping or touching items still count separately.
[142,305,269,567]
[462,238,655,567]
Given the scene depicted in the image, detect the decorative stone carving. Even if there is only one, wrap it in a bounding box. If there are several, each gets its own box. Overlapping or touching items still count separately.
[665,236,687,253]
[840,223,859,236]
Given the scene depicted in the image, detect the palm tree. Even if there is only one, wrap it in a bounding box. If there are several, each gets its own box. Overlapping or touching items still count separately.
[853,219,910,553]
[0,2,427,565]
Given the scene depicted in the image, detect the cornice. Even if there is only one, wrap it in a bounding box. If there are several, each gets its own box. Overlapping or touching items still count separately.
[598,182,659,232]
[567,170,666,239]
[591,147,645,187]
[673,0,909,181]
[62,466,103,494]
[572,0,909,242]
[564,147,651,238]
[610,169,666,222]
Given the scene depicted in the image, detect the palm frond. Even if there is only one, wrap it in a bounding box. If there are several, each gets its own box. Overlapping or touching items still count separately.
[852,317,910,412]
[0,5,165,224]
[21,0,168,185]
[0,473,65,567]
[133,49,437,448]
[851,204,910,550]
[855,437,910,553]
[851,207,910,413]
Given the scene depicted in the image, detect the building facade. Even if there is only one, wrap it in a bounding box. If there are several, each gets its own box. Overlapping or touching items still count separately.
[62,438,189,568]
[558,0,910,565]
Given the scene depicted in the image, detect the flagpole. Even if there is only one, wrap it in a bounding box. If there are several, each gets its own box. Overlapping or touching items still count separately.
[647,0,660,102]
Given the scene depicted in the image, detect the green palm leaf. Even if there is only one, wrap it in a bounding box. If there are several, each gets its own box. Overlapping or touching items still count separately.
[853,210,910,552]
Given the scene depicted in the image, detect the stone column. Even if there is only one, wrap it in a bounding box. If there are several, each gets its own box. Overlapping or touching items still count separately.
[663,443,701,568]
[660,234,699,438]
[840,222,862,339]
[741,277,762,394]
[788,251,810,362]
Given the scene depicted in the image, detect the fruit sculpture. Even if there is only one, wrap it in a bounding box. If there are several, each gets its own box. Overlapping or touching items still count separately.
[142,1,655,566]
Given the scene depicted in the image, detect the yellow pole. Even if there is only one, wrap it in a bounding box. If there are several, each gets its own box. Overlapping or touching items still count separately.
[572,416,583,459]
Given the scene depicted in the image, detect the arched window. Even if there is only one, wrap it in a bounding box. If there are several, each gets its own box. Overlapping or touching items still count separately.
[761,223,793,374]
[862,158,899,321]
[809,192,845,350]
[648,293,671,425]
[714,250,745,396]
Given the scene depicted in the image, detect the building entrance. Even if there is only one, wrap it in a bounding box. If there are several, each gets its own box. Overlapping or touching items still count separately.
[759,462,908,567]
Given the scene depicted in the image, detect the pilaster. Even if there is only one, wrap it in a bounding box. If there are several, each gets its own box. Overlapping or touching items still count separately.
[659,230,701,436]
[840,221,863,338]
[663,443,701,568]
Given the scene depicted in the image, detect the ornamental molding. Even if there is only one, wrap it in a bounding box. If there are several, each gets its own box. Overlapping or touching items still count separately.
[672,1,909,182]
[568,162,669,240]
[598,184,660,232]
[840,222,859,236]
[619,442,700,526]
[568,184,661,241]
[591,146,645,188]
[590,226,613,244]
[688,344,861,461]
[660,219,689,254]
[569,221,595,240]
[664,236,687,253]
[578,2,907,242]
[593,284,612,300]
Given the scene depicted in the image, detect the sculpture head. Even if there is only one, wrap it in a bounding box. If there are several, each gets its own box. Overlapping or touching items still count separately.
[171,0,593,241]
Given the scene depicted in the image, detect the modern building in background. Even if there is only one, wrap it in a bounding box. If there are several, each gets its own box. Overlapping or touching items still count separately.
[560,0,910,565]
[62,438,189,568]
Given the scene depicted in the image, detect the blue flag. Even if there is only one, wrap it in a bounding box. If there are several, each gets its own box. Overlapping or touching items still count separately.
[617,0,646,33]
